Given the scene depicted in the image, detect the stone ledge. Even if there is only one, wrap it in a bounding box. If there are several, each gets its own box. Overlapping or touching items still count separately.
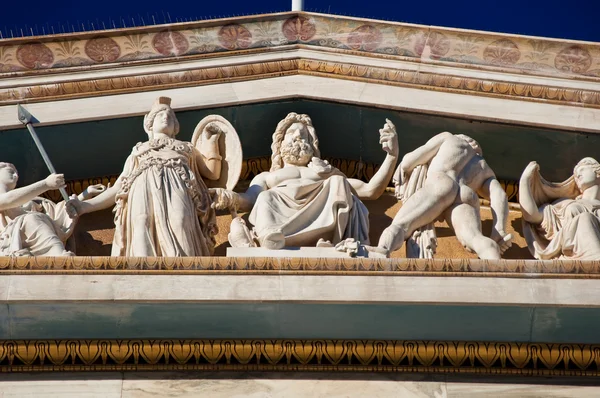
[2,274,600,306]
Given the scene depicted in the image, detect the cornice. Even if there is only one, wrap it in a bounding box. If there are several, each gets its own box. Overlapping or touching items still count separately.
[0,12,599,83]
[0,339,598,376]
[2,54,599,109]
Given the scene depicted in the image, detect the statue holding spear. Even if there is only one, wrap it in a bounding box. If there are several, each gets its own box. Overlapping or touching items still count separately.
[0,105,102,256]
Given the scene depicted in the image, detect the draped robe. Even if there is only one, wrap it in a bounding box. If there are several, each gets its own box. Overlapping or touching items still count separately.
[249,163,370,247]
[521,169,600,260]
[112,137,217,256]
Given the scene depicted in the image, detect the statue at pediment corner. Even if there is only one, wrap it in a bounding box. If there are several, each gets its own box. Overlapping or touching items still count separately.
[520,158,600,260]
[210,112,398,250]
[67,97,242,256]
[376,132,512,259]
[0,164,105,256]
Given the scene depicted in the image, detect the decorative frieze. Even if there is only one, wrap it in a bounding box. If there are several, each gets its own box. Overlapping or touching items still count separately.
[1,339,598,376]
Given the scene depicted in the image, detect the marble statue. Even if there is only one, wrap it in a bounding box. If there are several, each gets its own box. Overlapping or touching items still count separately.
[519,158,600,260]
[376,132,512,259]
[0,163,79,256]
[67,97,242,257]
[210,112,398,249]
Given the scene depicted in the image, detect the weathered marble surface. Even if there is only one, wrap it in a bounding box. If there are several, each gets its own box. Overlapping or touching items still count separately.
[2,372,600,397]
[226,244,387,258]
[5,275,600,342]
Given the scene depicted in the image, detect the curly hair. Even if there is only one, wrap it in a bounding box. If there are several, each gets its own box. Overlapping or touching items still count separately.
[143,99,180,138]
[0,162,16,172]
[270,113,320,172]
[574,157,600,177]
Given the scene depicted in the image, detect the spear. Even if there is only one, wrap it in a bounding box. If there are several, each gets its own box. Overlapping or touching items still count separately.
[17,104,70,202]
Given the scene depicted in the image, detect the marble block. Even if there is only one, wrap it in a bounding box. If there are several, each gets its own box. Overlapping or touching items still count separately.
[226,246,387,258]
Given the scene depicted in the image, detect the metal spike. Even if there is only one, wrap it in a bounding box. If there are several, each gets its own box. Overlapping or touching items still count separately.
[9,29,13,38]
[167,12,172,23]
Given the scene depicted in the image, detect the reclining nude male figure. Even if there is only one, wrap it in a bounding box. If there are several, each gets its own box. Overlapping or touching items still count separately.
[376,132,512,259]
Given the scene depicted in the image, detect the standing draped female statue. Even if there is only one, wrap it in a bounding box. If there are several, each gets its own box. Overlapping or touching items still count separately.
[69,97,240,256]
[519,157,600,260]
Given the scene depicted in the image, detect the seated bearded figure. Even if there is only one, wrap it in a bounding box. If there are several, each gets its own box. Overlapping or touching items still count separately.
[520,157,600,260]
[211,112,398,249]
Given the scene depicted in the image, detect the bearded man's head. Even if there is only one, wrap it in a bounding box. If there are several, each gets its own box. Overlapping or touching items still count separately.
[270,113,320,171]
[279,122,314,166]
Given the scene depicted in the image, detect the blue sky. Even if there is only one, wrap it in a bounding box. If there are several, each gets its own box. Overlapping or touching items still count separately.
[0,0,598,42]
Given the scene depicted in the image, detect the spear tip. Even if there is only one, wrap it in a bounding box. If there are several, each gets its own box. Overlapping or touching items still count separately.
[17,104,33,124]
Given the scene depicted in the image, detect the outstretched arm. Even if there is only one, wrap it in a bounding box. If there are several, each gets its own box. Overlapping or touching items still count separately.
[349,119,399,200]
[67,155,133,216]
[519,162,544,224]
[210,173,268,212]
[0,174,65,211]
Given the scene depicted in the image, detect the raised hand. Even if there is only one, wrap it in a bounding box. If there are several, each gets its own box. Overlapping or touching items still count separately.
[379,118,399,157]
[45,173,66,189]
[198,122,223,160]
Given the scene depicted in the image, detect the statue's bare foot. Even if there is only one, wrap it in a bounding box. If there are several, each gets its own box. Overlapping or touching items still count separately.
[259,229,285,250]
[228,217,257,248]
[362,245,390,258]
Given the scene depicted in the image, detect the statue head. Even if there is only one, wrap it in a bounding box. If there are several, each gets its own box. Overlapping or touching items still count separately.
[143,97,180,139]
[455,134,482,156]
[0,162,18,190]
[270,113,320,171]
[574,157,600,192]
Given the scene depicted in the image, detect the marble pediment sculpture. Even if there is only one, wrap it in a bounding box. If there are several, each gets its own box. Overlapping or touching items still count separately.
[519,158,600,260]
[376,132,512,259]
[67,97,242,256]
[0,163,105,256]
[210,112,398,250]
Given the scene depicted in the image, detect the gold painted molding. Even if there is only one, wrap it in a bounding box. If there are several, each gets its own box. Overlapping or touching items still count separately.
[3,56,600,108]
[1,339,598,376]
[2,256,600,277]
